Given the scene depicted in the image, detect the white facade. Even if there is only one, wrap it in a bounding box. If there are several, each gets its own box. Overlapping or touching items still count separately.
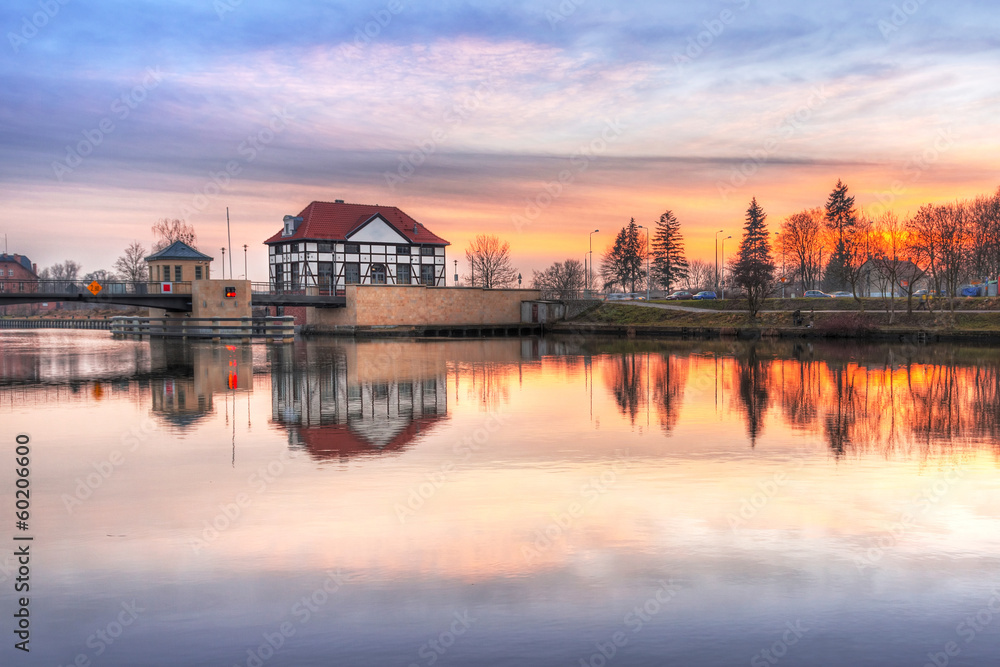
[267,215,447,292]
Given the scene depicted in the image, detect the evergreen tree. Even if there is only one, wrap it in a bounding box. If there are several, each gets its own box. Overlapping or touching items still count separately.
[822,179,857,291]
[601,218,645,293]
[730,197,775,318]
[651,210,689,293]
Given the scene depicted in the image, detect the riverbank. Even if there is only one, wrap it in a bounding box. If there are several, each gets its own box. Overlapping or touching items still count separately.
[555,303,1000,342]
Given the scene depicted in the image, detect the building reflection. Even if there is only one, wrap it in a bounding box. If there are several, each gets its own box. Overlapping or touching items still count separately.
[148,342,252,428]
[268,342,449,460]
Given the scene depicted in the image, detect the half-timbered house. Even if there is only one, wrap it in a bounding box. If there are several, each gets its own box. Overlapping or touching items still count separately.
[264,200,449,293]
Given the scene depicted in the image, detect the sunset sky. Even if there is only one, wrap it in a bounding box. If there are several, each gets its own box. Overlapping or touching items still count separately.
[2,0,998,279]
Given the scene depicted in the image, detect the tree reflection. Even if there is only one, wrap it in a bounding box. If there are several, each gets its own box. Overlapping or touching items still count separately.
[652,354,688,435]
[735,345,769,446]
[606,352,644,423]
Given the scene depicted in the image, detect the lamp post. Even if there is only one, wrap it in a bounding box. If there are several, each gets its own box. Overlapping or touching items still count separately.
[243,244,248,281]
[714,229,724,296]
[517,273,522,288]
[720,235,731,299]
[221,247,226,280]
[637,225,650,301]
[589,229,599,294]
[454,259,458,286]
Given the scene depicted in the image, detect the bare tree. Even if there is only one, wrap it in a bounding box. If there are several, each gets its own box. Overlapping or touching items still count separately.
[778,208,826,293]
[464,234,519,289]
[531,259,585,299]
[868,211,909,324]
[152,218,198,251]
[936,202,972,309]
[114,240,150,282]
[842,214,875,309]
[684,259,713,292]
[968,189,1000,285]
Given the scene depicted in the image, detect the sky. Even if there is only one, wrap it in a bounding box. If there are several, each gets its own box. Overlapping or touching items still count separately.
[2,0,999,280]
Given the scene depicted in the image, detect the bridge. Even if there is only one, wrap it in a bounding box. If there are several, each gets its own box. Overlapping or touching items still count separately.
[0,281,345,312]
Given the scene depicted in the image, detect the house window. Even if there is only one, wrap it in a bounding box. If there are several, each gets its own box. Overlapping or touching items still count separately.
[396,246,410,255]
[174,266,183,281]
[397,264,411,284]
[420,247,434,256]
[318,242,333,253]
[420,265,435,286]
[345,263,360,284]
[274,264,284,287]
[195,266,202,280]
[371,264,387,284]
[345,243,360,254]
[19,282,24,292]
[290,263,299,288]
[7,269,12,276]
[291,243,299,253]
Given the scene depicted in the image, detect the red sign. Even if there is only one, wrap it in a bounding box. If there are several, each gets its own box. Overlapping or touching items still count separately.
[162,283,172,293]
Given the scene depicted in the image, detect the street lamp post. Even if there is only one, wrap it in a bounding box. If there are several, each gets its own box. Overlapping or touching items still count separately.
[221,247,226,280]
[243,244,248,281]
[720,235,731,300]
[714,229,724,295]
[454,259,458,286]
[589,229,599,294]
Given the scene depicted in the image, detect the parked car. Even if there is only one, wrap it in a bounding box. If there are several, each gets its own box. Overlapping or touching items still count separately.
[803,290,833,298]
[665,291,693,300]
[606,293,630,301]
[693,291,717,300]
[628,293,647,301]
[831,291,853,298]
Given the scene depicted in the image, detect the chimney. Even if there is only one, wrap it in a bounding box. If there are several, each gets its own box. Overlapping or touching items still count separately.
[32,263,37,275]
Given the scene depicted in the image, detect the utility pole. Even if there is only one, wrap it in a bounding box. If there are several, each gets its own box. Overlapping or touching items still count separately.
[720,235,731,299]
[589,229,599,294]
[243,244,248,281]
[221,247,226,279]
[715,229,724,295]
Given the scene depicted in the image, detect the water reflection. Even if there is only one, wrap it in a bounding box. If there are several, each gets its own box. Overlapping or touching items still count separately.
[268,342,449,460]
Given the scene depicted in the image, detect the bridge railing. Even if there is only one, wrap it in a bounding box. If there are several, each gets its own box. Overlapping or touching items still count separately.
[110,316,295,342]
[251,282,343,296]
[8,280,194,295]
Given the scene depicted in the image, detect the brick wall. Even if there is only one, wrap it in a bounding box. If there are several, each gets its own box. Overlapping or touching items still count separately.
[307,285,542,328]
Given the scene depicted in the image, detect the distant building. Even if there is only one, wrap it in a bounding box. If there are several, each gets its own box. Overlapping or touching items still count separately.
[0,252,43,315]
[0,252,38,293]
[264,200,450,293]
[144,241,214,285]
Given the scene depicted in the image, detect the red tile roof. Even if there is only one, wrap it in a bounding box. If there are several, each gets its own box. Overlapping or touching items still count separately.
[263,201,449,246]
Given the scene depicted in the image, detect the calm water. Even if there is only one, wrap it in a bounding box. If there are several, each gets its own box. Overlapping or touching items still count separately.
[1,331,999,666]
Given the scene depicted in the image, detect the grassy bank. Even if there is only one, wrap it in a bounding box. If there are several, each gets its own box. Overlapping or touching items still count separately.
[572,303,1000,334]
[649,296,1000,312]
